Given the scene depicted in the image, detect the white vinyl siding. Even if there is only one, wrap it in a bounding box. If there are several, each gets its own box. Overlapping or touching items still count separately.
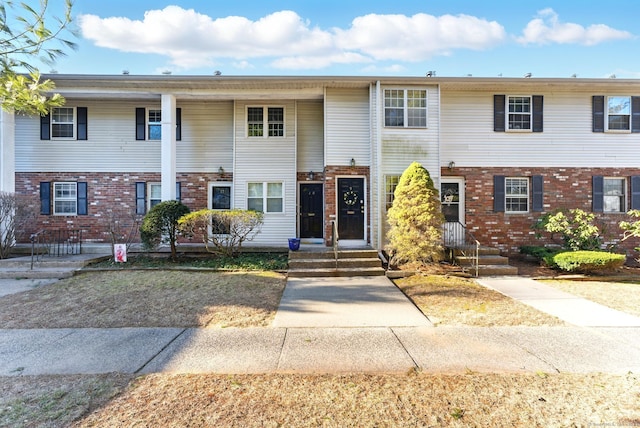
[16,100,234,173]
[234,100,296,244]
[325,88,370,166]
[297,100,324,172]
[440,89,640,168]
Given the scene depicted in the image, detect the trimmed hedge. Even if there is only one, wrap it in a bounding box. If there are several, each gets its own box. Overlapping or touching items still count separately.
[551,251,625,273]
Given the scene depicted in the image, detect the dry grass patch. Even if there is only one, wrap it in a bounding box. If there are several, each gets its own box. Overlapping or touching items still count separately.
[0,270,285,329]
[395,275,565,326]
[541,278,640,317]
[72,372,640,427]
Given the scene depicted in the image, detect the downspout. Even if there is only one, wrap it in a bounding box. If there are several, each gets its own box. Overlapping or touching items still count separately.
[375,80,383,250]
[436,83,442,193]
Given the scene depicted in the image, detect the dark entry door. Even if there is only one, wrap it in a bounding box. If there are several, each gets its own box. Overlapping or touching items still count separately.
[300,183,323,238]
[337,177,364,240]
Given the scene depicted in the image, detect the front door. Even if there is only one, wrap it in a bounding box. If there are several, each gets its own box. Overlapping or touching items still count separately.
[441,178,465,245]
[300,183,323,239]
[337,177,365,240]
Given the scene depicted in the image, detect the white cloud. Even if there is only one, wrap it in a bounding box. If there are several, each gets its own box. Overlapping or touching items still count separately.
[335,13,506,61]
[517,8,632,46]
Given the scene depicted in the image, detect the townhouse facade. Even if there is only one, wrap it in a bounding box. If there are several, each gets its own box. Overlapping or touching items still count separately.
[1,74,639,255]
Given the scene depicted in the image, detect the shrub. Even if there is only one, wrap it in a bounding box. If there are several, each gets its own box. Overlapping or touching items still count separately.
[519,245,565,267]
[551,250,625,273]
[139,200,190,260]
[386,162,444,266]
[533,208,602,251]
[178,209,264,257]
[0,192,38,259]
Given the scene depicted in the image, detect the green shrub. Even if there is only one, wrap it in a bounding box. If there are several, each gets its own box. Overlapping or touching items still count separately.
[140,200,190,260]
[519,245,565,267]
[551,250,625,273]
[533,209,602,251]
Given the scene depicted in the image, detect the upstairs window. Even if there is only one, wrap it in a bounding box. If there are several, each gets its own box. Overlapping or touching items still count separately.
[607,96,630,131]
[148,109,162,140]
[593,96,640,133]
[51,107,75,138]
[40,107,88,140]
[247,107,284,137]
[384,89,427,128]
[494,95,543,132]
[135,107,182,141]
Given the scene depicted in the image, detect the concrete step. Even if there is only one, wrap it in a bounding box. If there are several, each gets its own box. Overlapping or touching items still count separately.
[289,257,382,270]
[0,268,76,279]
[476,264,519,276]
[287,267,386,278]
[288,249,379,260]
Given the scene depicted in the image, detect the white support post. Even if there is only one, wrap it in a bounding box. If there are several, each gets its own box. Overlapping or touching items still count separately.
[160,94,176,201]
[0,110,15,193]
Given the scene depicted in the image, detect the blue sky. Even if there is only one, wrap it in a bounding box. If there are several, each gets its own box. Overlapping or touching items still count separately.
[35,0,640,78]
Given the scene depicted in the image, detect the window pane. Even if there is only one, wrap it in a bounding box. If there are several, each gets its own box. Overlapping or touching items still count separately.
[53,182,77,215]
[608,97,630,115]
[248,107,264,137]
[54,200,76,214]
[248,183,263,198]
[608,115,630,130]
[266,198,283,212]
[384,90,404,127]
[52,108,74,123]
[212,186,231,210]
[148,124,161,140]
[55,183,77,198]
[407,108,426,127]
[267,182,282,197]
[52,124,74,138]
[248,198,263,212]
[385,175,400,210]
[505,178,528,212]
[385,109,404,126]
[150,184,162,199]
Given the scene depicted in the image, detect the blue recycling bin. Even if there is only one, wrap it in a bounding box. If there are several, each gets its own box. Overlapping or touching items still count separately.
[288,238,301,251]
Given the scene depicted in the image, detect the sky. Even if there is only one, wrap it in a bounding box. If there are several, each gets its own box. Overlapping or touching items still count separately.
[28,0,640,78]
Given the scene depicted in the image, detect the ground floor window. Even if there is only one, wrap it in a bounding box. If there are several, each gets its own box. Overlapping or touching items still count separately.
[384,175,400,210]
[604,178,625,212]
[53,182,78,215]
[505,177,529,213]
[209,183,233,234]
[247,182,284,213]
[148,183,162,210]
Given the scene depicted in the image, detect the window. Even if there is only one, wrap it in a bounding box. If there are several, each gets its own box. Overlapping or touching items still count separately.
[384,89,427,127]
[53,182,77,215]
[384,175,400,210]
[51,107,75,138]
[210,183,232,234]
[607,96,630,131]
[148,109,162,140]
[505,177,529,213]
[247,182,283,213]
[508,96,531,130]
[494,95,543,132]
[148,183,162,210]
[247,107,284,137]
[603,178,625,212]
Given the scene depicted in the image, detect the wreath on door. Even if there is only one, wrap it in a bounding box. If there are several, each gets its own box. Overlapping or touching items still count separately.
[343,189,358,206]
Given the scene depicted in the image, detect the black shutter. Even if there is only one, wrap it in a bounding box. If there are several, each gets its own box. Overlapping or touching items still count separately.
[176,182,181,202]
[532,175,543,212]
[631,176,640,210]
[176,108,182,141]
[632,97,640,133]
[40,182,51,215]
[77,107,88,140]
[592,175,604,212]
[494,95,505,132]
[494,175,505,212]
[592,96,605,132]
[77,182,88,215]
[135,108,145,140]
[40,114,50,140]
[532,95,543,132]
[136,182,146,215]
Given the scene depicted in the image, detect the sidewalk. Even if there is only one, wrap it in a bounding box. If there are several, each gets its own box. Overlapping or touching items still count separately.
[1,271,639,376]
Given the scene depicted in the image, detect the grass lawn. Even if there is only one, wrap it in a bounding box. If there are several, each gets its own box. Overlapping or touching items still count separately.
[1,260,639,427]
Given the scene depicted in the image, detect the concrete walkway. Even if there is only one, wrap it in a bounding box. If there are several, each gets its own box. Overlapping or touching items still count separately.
[1,267,639,375]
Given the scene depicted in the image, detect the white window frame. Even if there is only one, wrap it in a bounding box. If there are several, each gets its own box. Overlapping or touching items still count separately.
[606,96,631,132]
[505,177,529,213]
[53,182,78,215]
[247,182,284,213]
[603,177,626,213]
[148,109,162,140]
[246,106,285,138]
[51,107,76,139]
[148,183,162,210]
[384,175,400,211]
[383,89,427,128]
[507,95,532,131]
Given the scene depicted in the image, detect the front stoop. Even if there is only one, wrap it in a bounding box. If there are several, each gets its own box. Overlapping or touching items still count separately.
[456,246,519,276]
[288,248,385,277]
[0,254,107,279]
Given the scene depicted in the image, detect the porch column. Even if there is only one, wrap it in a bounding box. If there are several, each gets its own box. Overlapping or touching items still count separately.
[160,94,176,201]
[0,110,15,193]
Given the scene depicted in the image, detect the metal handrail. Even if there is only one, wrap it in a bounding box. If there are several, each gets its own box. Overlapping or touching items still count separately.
[442,221,480,277]
[30,230,49,269]
[331,220,339,269]
[30,229,83,270]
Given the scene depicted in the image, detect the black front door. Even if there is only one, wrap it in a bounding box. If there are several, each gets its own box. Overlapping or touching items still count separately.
[300,183,323,238]
[337,177,364,240]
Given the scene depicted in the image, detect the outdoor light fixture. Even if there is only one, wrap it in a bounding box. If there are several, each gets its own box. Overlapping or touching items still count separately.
[350,158,356,167]
[218,166,224,174]
[448,161,455,171]
[309,171,315,180]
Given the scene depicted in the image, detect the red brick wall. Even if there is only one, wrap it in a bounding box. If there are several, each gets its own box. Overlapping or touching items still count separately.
[441,167,640,256]
[15,172,229,243]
